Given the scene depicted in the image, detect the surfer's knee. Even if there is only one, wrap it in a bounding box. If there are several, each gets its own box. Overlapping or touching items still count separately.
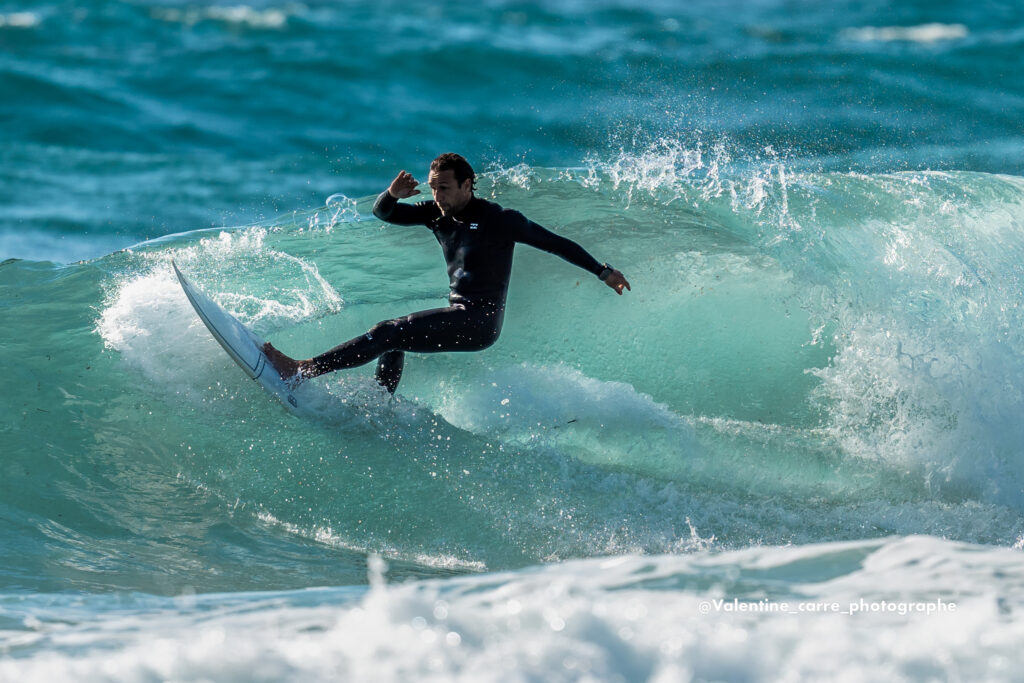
[465,326,501,351]
[481,331,501,350]
[366,318,402,345]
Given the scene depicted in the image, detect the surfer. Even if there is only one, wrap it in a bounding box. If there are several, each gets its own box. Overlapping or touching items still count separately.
[263,153,630,393]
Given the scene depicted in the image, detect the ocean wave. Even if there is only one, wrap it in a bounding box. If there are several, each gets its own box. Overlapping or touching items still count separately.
[841,23,969,44]
[6,156,1024,598]
[0,11,40,29]
[3,536,1022,682]
[107,161,1024,526]
[151,4,300,30]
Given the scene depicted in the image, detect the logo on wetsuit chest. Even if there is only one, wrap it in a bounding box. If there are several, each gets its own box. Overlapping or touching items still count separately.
[469,223,479,230]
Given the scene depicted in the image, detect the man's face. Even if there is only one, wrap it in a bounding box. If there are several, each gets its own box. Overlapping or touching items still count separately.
[428,169,473,216]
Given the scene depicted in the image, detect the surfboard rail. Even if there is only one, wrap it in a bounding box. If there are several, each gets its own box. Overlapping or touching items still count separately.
[172,260,300,411]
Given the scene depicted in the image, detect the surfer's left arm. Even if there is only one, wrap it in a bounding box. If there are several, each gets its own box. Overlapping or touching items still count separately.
[511,211,631,295]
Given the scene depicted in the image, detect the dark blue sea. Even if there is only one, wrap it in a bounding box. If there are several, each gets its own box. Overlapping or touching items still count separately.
[3,1,1024,679]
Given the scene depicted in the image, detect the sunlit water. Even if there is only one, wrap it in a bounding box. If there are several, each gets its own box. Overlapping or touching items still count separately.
[3,1,1024,679]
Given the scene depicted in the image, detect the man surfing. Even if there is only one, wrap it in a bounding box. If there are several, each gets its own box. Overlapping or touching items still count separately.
[264,153,630,393]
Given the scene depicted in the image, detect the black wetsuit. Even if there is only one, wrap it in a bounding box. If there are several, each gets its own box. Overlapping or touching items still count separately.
[306,191,606,392]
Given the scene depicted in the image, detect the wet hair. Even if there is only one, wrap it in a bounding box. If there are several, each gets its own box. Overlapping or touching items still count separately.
[430,153,476,191]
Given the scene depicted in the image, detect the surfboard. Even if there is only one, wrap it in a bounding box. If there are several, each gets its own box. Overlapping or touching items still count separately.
[172,260,300,411]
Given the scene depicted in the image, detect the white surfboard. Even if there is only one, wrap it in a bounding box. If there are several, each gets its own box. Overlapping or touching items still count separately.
[173,260,300,411]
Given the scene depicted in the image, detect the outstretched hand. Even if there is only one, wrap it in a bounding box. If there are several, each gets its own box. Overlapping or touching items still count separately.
[387,170,421,199]
[604,269,631,295]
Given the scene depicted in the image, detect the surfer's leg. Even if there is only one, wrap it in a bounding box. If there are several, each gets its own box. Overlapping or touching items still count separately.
[392,302,504,355]
[262,342,307,382]
[375,351,404,394]
[290,301,504,389]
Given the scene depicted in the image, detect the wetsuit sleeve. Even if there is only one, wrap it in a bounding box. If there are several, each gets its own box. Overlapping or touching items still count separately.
[510,211,605,277]
[372,191,436,226]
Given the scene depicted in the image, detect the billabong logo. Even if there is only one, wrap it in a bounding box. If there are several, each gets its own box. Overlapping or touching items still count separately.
[470,223,479,230]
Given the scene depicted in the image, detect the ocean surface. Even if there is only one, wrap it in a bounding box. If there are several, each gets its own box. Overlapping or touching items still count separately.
[3,0,1024,680]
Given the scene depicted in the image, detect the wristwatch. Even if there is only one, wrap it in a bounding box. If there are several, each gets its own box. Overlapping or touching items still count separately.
[598,263,615,281]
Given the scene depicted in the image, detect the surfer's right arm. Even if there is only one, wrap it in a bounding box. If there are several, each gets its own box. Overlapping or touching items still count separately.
[373,171,435,225]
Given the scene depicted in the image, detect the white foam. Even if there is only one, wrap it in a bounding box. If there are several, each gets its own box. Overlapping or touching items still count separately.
[434,362,700,479]
[797,175,1024,507]
[2,536,1022,682]
[0,11,40,28]
[255,511,487,573]
[152,4,296,29]
[96,230,342,404]
[96,265,216,397]
[842,23,968,44]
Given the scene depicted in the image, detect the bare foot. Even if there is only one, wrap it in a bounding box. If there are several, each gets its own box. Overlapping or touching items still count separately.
[262,342,305,384]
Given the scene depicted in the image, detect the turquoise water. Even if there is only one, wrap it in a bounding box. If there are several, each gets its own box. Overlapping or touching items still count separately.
[4,1,1024,680]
